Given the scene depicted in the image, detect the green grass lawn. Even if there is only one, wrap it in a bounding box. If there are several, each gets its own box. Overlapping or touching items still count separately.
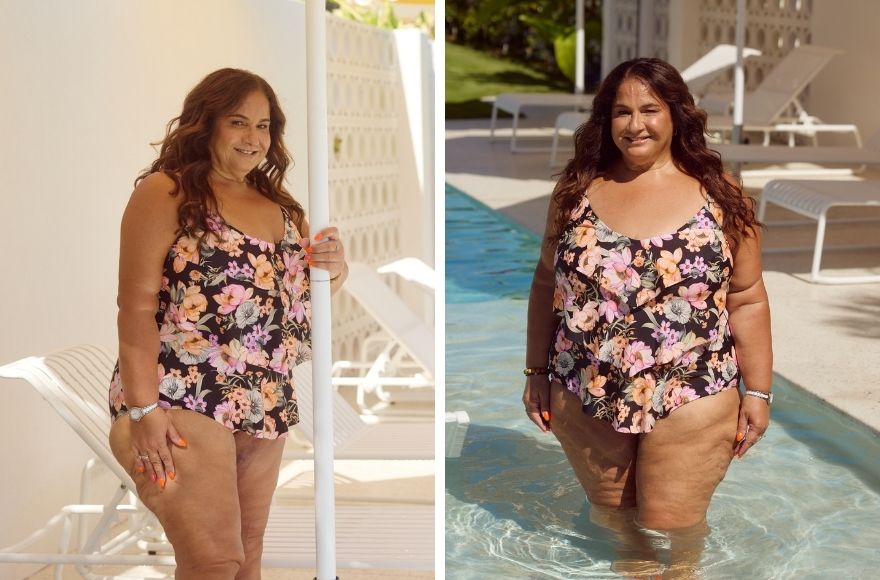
[446,41,572,119]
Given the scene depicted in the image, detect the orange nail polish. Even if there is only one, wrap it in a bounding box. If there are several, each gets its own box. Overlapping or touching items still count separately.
[314,233,323,241]
[159,478,166,489]
[178,437,187,448]
[542,411,551,422]
[735,432,744,442]
[137,465,145,473]
[169,472,175,481]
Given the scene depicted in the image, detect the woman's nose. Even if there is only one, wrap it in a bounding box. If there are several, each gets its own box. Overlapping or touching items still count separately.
[627,112,644,131]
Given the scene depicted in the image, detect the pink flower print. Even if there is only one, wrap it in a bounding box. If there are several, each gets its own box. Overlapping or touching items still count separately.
[209,339,248,374]
[602,248,641,294]
[213,400,236,429]
[639,232,674,249]
[554,328,573,353]
[184,394,207,412]
[289,300,307,324]
[214,284,254,315]
[705,378,726,394]
[109,374,124,410]
[624,340,655,377]
[270,345,289,375]
[598,298,621,324]
[678,283,710,310]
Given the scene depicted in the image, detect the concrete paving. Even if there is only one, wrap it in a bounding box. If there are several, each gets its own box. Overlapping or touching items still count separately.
[447,118,880,435]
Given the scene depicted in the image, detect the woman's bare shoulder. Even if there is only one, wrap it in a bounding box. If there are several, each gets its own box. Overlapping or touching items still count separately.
[124,172,181,232]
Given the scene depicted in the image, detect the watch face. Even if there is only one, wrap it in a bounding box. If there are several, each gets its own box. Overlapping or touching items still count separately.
[130,408,143,421]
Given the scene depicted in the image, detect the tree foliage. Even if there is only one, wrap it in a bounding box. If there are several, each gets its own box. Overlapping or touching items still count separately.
[446,0,602,86]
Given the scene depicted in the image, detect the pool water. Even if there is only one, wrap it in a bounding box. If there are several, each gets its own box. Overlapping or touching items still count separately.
[445,184,880,579]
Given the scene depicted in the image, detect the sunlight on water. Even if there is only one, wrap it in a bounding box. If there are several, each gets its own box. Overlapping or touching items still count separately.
[445,185,880,579]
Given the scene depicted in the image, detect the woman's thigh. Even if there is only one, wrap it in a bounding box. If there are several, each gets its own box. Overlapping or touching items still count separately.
[234,433,285,536]
[549,381,639,507]
[635,387,740,530]
[109,409,243,557]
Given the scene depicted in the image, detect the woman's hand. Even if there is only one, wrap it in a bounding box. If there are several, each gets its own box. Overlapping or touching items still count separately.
[734,395,769,458]
[523,375,552,433]
[306,226,347,281]
[130,409,187,488]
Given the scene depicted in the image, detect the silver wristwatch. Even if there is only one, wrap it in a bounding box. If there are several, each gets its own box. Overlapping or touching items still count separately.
[128,401,159,422]
[744,389,773,405]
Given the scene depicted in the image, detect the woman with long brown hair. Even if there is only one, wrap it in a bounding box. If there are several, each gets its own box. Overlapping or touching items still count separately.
[108,68,347,579]
[522,58,772,576]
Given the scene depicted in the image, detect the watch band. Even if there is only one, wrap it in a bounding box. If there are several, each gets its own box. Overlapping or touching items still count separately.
[129,401,159,421]
[523,367,550,376]
[744,389,773,405]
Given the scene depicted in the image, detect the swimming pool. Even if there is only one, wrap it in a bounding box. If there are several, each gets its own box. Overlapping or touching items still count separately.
[445,184,880,579]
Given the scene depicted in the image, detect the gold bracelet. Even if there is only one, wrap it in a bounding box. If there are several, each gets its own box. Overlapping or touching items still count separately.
[523,367,550,376]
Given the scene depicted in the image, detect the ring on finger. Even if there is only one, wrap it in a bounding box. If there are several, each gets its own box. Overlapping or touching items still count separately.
[137,454,150,460]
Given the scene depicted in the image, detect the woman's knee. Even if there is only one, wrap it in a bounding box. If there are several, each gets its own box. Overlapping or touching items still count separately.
[175,539,245,580]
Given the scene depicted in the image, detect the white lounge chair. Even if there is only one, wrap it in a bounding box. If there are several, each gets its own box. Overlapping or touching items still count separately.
[331,262,434,414]
[0,345,433,575]
[291,361,433,460]
[758,180,880,284]
[549,44,762,165]
[704,45,859,146]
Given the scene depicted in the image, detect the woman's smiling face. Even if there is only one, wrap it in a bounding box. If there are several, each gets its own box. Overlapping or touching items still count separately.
[610,76,674,169]
[210,90,271,180]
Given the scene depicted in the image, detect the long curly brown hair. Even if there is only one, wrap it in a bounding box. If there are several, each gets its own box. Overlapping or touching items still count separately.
[551,58,759,252]
[137,68,304,235]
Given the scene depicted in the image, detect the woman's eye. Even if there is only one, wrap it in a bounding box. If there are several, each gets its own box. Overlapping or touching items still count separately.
[258,124,269,130]
[232,120,246,127]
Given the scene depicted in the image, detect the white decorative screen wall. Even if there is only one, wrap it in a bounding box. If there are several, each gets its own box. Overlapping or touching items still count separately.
[603,0,670,68]
[698,0,813,93]
[327,16,406,362]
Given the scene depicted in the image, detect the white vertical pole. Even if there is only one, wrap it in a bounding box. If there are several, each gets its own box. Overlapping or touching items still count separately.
[732,0,746,146]
[305,2,337,579]
[575,0,585,94]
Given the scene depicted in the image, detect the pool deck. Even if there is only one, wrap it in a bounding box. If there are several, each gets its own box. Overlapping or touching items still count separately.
[447,117,880,435]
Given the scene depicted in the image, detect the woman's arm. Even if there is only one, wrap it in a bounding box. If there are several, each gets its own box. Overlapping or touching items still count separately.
[523,195,562,432]
[117,171,185,483]
[726,206,773,458]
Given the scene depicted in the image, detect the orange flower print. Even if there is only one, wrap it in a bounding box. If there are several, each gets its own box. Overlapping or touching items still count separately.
[181,286,208,322]
[656,247,683,286]
[172,237,199,273]
[630,375,656,407]
[249,253,276,290]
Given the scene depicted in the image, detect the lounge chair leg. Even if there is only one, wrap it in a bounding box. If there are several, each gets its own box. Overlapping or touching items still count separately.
[810,212,828,282]
[489,104,498,142]
[510,107,520,152]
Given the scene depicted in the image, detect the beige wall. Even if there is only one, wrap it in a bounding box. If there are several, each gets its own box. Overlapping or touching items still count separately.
[0,0,308,573]
[809,0,880,143]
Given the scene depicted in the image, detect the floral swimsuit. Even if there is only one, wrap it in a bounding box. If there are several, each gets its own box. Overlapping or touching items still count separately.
[548,193,739,434]
[109,207,311,439]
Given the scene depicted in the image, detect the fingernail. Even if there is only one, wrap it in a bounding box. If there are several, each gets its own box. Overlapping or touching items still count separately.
[150,473,157,482]
[305,247,313,254]
[168,471,175,481]
[315,233,323,241]
[137,465,145,473]
[542,411,551,422]
[735,432,744,442]
[159,478,166,489]
[178,437,187,448]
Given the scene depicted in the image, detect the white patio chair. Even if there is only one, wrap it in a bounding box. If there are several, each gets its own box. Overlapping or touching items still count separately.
[757,179,880,284]
[331,262,434,415]
[704,45,859,146]
[0,345,433,575]
[549,44,762,165]
[289,361,434,460]
[712,130,880,177]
